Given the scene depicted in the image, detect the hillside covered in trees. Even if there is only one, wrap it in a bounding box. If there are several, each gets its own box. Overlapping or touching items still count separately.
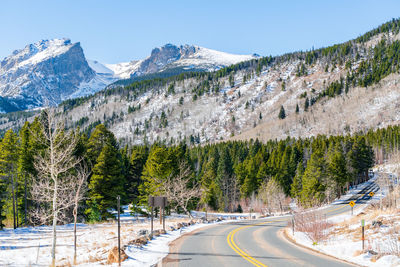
[1,19,400,147]
[2,111,400,228]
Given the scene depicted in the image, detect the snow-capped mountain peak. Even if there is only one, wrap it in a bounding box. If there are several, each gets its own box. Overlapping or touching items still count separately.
[0,38,114,112]
[1,38,74,71]
[104,43,259,79]
[0,40,258,112]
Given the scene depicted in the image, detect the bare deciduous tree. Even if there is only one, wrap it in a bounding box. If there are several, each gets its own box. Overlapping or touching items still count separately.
[155,162,202,218]
[73,163,90,265]
[259,178,286,214]
[30,109,82,267]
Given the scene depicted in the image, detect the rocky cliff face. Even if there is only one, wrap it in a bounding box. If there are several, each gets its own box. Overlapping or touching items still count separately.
[0,39,100,112]
[132,44,198,76]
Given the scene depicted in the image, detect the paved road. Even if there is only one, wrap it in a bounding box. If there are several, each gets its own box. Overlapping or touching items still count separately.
[161,179,379,267]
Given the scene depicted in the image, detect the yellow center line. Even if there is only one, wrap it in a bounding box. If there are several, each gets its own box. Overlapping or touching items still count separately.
[325,204,347,213]
[226,219,286,267]
[226,189,375,266]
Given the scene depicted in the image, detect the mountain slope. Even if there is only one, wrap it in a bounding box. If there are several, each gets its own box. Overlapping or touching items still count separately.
[1,19,400,144]
[0,39,114,112]
[46,18,400,146]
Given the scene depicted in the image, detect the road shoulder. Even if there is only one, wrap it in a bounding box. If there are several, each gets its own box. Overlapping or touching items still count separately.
[280,228,362,267]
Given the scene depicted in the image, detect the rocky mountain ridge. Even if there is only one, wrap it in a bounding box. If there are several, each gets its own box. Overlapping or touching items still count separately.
[0,40,257,112]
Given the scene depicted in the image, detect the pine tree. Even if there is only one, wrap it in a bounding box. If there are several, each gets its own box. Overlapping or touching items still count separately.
[86,124,118,165]
[0,130,19,229]
[295,104,299,114]
[216,147,234,210]
[327,143,349,197]
[138,146,173,206]
[278,105,286,119]
[240,158,258,197]
[304,97,309,111]
[18,122,34,226]
[290,162,304,199]
[201,155,220,210]
[229,74,235,88]
[127,147,147,201]
[300,150,326,207]
[87,144,125,221]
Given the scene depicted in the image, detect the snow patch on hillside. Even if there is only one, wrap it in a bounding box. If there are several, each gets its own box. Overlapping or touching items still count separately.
[172,46,257,71]
[87,60,114,75]
[105,60,142,79]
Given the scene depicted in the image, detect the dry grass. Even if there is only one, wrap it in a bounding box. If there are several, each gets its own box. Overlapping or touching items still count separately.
[328,202,400,260]
[294,211,332,244]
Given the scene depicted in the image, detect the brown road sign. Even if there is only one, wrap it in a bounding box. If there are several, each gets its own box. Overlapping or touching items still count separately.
[349,201,355,207]
[148,196,168,208]
[369,192,375,197]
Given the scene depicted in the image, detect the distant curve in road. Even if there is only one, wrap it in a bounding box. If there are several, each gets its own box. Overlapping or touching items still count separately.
[161,180,378,267]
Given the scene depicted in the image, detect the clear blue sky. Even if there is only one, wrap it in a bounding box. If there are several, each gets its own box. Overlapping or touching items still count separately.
[1,0,399,63]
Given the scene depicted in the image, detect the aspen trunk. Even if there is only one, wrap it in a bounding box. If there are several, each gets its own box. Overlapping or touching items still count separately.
[51,178,58,267]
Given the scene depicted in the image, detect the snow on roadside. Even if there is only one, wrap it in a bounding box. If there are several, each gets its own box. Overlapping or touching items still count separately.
[286,173,400,267]
[287,228,400,267]
[101,218,240,267]
[0,209,248,267]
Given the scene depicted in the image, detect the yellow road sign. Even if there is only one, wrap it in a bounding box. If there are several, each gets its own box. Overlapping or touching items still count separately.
[349,201,355,207]
[369,192,375,197]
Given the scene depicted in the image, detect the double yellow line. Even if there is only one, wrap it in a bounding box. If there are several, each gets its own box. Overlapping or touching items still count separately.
[226,200,363,266]
[226,219,286,267]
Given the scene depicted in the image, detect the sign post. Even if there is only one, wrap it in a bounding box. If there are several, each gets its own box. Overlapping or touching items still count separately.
[149,196,168,234]
[160,208,163,225]
[361,219,365,251]
[117,195,121,267]
[163,207,165,232]
[349,201,355,215]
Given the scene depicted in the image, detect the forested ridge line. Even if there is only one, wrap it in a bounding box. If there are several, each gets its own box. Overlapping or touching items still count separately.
[60,18,400,111]
[1,112,400,228]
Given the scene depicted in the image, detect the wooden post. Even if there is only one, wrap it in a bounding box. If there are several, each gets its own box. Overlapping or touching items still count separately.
[160,207,162,225]
[151,206,154,238]
[163,208,165,231]
[117,195,121,266]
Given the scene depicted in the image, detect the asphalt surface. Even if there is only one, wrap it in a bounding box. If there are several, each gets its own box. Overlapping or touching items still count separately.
[161,179,379,267]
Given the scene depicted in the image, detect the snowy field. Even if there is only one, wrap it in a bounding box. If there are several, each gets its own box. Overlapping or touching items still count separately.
[287,172,400,267]
[1,171,399,266]
[0,209,250,267]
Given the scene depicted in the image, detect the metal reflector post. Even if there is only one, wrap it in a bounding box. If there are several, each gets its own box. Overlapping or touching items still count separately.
[361,219,365,251]
[292,214,295,236]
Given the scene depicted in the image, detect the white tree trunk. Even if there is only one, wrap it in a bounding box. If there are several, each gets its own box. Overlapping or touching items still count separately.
[51,176,57,267]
